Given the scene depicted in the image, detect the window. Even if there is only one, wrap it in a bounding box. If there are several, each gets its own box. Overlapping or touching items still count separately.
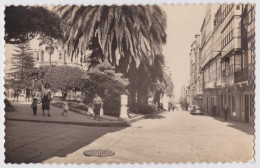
[226,61,230,76]
[248,49,252,64]
[236,5,240,10]
[235,54,241,71]
[222,62,226,77]
[230,56,234,73]
[59,53,62,60]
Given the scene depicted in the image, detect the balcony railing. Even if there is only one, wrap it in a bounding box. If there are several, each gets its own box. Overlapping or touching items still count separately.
[234,67,248,83]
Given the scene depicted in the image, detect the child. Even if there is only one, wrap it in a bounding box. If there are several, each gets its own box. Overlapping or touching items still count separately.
[31,97,38,116]
[62,99,69,116]
[87,103,94,116]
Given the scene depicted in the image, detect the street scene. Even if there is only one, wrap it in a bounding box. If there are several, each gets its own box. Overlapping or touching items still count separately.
[3,4,255,164]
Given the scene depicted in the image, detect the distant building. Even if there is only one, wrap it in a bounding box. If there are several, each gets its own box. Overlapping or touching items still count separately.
[4,37,89,82]
[189,34,202,106]
[189,4,255,123]
[180,82,191,106]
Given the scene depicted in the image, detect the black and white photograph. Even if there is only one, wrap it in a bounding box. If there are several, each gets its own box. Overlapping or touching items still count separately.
[1,1,257,165]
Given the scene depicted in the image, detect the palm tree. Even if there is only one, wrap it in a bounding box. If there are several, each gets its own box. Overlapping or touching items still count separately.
[55,5,166,69]
[55,5,168,104]
[38,36,59,68]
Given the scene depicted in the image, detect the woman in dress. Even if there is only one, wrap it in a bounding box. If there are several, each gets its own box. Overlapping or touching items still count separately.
[41,83,52,116]
[93,93,103,120]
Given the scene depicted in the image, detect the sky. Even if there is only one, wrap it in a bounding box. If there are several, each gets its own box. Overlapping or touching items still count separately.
[161,5,206,101]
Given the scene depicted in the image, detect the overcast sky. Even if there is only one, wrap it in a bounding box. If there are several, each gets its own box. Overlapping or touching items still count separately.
[161,5,206,101]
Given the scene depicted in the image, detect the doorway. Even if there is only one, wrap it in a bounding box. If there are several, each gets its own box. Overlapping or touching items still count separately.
[244,94,249,122]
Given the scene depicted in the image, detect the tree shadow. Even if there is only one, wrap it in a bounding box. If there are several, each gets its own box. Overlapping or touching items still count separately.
[144,113,165,120]
[4,120,125,163]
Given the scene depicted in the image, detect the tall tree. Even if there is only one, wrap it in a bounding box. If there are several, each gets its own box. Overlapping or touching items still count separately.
[55,5,168,105]
[11,43,35,81]
[5,6,62,44]
[55,5,167,70]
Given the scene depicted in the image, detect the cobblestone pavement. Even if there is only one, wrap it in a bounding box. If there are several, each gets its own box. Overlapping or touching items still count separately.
[5,110,254,163]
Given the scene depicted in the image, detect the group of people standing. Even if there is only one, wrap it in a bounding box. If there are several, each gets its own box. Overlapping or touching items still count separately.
[210,103,229,121]
[5,87,20,102]
[30,83,104,120]
[31,83,52,117]
[5,86,37,102]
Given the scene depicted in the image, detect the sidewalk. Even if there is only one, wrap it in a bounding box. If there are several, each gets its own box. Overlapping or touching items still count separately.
[5,100,129,127]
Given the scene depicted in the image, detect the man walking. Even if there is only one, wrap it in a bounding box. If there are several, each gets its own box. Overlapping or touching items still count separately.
[211,104,217,117]
[13,87,20,102]
[223,104,229,121]
[25,86,31,102]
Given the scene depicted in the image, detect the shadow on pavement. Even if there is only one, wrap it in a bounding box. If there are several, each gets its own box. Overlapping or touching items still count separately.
[4,120,125,163]
[197,114,254,135]
[144,113,165,119]
[212,117,254,135]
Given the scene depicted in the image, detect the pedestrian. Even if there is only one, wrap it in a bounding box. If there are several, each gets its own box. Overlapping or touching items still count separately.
[31,89,36,99]
[31,97,38,116]
[172,105,175,112]
[211,104,217,117]
[13,87,20,102]
[9,87,14,98]
[193,105,196,113]
[25,86,31,102]
[41,83,52,117]
[62,98,69,116]
[87,103,94,116]
[223,104,229,121]
[4,88,8,97]
[93,93,103,120]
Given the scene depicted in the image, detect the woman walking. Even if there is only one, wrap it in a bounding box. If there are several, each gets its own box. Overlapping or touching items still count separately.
[93,93,103,120]
[41,83,52,117]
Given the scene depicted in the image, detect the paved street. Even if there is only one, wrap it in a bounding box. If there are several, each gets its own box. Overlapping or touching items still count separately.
[5,100,127,127]
[5,110,254,163]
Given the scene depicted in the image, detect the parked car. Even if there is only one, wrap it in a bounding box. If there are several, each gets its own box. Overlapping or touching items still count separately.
[190,105,204,115]
[188,106,193,112]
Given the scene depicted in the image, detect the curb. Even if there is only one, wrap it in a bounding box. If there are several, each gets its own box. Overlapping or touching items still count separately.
[5,118,129,127]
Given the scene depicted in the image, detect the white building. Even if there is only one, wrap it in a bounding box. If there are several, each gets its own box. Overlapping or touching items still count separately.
[4,37,89,81]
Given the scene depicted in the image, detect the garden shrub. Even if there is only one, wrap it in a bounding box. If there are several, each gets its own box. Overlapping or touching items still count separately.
[81,63,129,117]
[4,98,15,112]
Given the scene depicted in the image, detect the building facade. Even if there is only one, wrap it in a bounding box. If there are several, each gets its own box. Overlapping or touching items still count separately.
[189,4,255,123]
[189,34,203,106]
[4,37,89,81]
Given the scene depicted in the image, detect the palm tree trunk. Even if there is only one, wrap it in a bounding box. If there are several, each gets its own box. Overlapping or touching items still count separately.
[49,54,51,69]
[128,82,137,108]
[137,82,149,105]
